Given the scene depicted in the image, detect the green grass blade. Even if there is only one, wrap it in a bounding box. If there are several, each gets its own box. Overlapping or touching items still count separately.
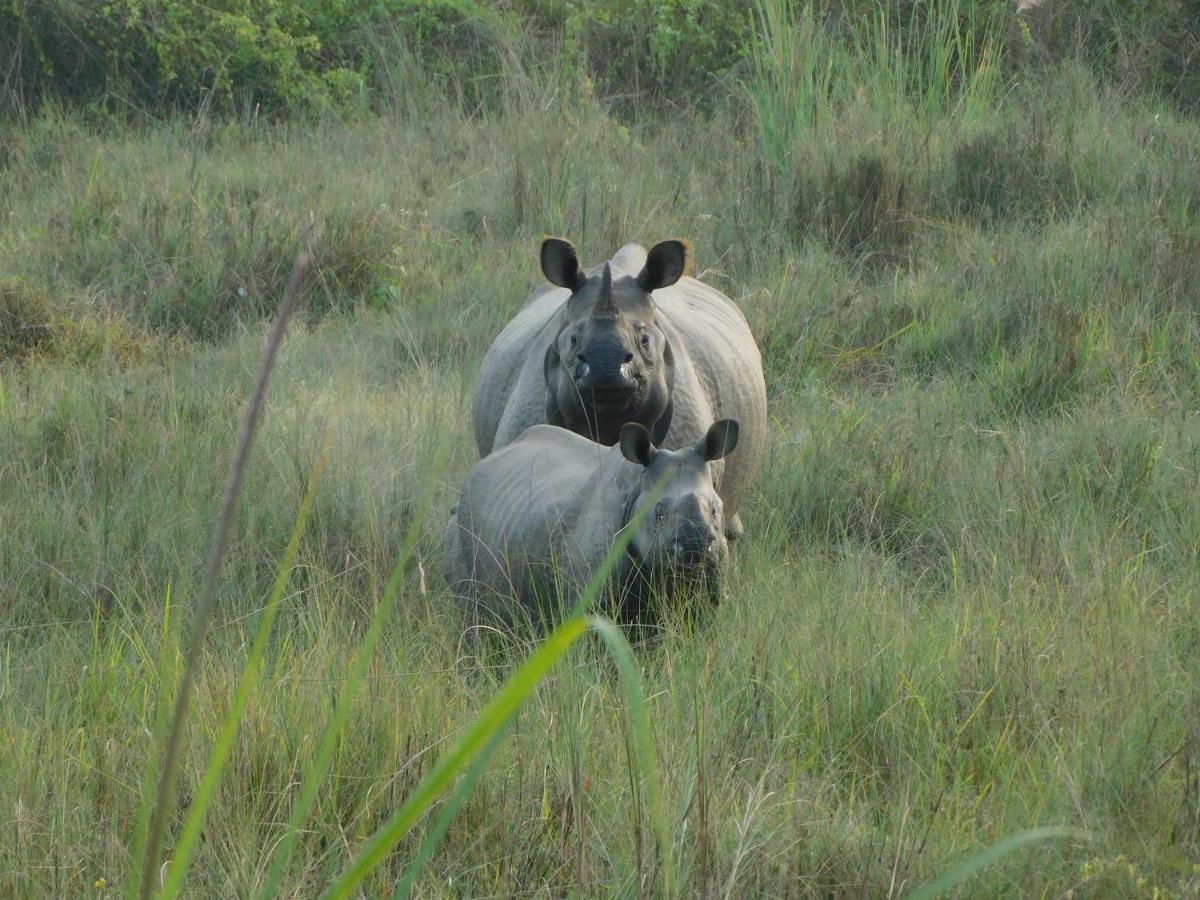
[137,256,309,900]
[322,474,658,898]
[126,581,178,900]
[390,721,512,899]
[587,616,674,897]
[907,827,1086,900]
[259,433,452,898]
[321,614,590,900]
[158,430,333,899]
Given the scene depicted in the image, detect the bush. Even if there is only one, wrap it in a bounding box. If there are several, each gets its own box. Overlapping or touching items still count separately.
[0,279,53,360]
[0,0,514,118]
[793,152,915,261]
[1037,0,1200,110]
[0,278,170,365]
[0,0,761,120]
[551,0,752,102]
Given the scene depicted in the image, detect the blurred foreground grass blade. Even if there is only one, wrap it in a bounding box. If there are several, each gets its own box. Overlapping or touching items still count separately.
[323,488,657,898]
[322,614,590,899]
[127,582,177,900]
[391,723,511,899]
[158,423,335,899]
[908,826,1086,899]
[260,432,453,898]
[137,255,310,900]
[588,616,674,896]
[385,616,666,900]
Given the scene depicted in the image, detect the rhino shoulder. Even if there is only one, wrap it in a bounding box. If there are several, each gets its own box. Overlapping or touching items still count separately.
[473,292,569,455]
[521,280,567,310]
[669,276,754,326]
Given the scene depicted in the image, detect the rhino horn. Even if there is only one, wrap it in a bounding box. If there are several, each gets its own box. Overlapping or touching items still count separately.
[592,263,619,320]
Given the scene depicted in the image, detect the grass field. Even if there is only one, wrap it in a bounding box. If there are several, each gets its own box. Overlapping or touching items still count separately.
[3,2,1200,896]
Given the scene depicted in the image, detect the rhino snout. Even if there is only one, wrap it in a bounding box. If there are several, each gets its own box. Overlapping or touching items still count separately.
[575,351,637,391]
[668,530,725,567]
[707,537,724,561]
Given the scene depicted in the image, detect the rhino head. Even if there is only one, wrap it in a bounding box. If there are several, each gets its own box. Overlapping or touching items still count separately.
[540,237,691,446]
[618,418,740,575]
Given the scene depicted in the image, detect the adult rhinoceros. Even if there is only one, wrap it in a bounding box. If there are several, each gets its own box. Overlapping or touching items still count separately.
[472,238,767,538]
[445,419,741,632]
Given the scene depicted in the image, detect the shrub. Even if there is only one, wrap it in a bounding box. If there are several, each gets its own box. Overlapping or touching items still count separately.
[552,0,753,103]
[0,278,170,365]
[951,122,1090,224]
[798,152,914,262]
[0,279,53,360]
[1038,0,1200,110]
[0,0,514,118]
[0,0,762,120]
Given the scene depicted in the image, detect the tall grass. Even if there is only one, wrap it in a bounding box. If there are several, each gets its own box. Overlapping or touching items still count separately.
[129,325,673,897]
[138,257,310,900]
[748,0,1002,188]
[3,2,1200,896]
[157,424,331,898]
[748,0,835,187]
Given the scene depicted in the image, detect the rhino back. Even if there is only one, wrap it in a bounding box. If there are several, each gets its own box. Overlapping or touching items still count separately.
[447,426,630,622]
[652,278,768,515]
[609,242,648,276]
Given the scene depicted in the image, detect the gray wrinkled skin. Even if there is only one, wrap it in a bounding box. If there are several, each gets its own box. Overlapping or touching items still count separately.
[445,420,739,634]
[472,241,768,538]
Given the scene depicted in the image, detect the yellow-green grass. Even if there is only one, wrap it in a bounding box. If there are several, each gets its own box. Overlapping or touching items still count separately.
[3,13,1200,896]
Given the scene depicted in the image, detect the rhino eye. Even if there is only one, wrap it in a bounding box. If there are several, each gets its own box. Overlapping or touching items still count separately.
[654,502,667,525]
[569,334,577,347]
[640,333,651,349]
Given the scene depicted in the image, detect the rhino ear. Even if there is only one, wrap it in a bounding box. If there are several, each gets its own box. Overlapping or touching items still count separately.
[636,239,692,292]
[698,419,739,462]
[543,342,566,426]
[620,423,656,467]
[541,237,585,290]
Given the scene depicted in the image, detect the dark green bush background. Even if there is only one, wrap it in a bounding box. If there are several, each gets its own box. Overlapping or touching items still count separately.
[3,1,1198,119]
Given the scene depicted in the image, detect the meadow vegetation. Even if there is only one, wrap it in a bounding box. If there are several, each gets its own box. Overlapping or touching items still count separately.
[2,0,1200,895]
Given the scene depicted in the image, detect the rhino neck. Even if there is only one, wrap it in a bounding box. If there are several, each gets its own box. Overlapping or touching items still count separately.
[560,377,666,446]
[618,480,642,542]
[614,489,655,631]
[606,467,643,570]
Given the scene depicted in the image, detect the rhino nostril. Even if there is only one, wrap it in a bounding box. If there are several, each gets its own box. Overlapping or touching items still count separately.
[576,353,588,363]
[623,352,634,364]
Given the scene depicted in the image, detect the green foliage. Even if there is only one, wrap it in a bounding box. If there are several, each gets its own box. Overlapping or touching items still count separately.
[551,0,752,101]
[0,0,513,117]
[1037,0,1200,110]
[1,0,749,118]
[4,2,1200,895]
[4,1,1198,119]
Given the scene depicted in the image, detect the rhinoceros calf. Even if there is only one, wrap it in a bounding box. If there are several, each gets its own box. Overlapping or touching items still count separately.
[445,419,741,633]
[472,238,766,538]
